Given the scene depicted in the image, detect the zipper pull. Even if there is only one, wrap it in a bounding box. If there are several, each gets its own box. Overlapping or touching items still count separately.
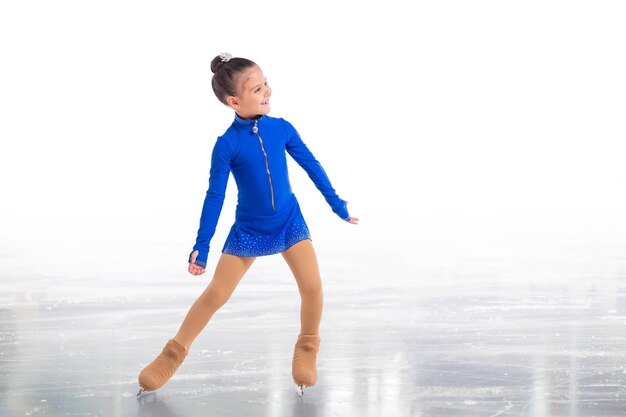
[253,120,258,134]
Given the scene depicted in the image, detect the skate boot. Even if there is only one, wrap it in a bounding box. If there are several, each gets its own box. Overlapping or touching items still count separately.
[137,338,187,397]
[292,334,320,397]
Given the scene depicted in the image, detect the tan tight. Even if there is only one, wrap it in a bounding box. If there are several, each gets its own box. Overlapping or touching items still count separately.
[173,239,322,350]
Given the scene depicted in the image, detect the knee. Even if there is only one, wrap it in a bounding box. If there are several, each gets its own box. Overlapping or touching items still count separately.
[298,278,323,298]
[201,283,232,308]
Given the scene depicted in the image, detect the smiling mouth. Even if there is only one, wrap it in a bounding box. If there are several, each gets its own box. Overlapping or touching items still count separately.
[261,101,270,105]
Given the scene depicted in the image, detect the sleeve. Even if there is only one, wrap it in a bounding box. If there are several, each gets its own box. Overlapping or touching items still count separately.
[283,119,350,221]
[189,137,232,267]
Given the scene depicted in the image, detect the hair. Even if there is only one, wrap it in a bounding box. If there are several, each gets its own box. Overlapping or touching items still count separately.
[210,54,258,106]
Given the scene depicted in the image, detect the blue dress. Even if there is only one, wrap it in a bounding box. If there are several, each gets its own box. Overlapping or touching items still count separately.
[189,114,350,267]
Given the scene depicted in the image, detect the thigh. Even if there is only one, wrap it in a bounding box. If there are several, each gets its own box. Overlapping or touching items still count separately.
[204,253,256,296]
[281,240,321,292]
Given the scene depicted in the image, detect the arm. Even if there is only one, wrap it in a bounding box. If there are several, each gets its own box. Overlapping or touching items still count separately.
[189,137,232,268]
[283,119,350,221]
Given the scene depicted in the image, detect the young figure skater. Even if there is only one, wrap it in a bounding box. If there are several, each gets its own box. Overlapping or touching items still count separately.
[137,53,358,397]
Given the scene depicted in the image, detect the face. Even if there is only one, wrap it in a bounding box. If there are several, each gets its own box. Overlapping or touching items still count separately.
[227,66,271,119]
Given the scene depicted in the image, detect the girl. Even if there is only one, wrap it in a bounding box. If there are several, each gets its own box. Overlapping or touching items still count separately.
[137,52,358,397]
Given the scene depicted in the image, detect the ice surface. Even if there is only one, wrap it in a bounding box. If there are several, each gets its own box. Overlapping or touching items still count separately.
[2,224,626,417]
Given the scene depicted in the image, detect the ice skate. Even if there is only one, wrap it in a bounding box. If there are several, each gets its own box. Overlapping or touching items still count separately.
[136,387,156,401]
[292,334,320,397]
[137,338,187,397]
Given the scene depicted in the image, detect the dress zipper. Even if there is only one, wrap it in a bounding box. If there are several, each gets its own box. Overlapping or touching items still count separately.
[253,120,275,212]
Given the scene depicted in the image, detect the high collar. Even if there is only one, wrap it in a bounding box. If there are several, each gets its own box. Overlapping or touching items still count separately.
[233,113,265,129]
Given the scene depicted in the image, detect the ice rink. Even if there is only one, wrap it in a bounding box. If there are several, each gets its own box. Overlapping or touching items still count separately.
[2,1,626,416]
[2,218,626,416]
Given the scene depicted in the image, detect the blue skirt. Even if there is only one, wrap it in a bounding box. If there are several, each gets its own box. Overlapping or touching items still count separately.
[222,196,311,257]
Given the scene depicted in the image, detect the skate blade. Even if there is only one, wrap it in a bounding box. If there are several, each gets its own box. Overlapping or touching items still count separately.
[296,385,305,397]
[136,387,156,401]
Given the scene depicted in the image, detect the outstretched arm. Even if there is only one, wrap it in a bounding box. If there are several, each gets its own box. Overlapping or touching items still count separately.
[283,119,357,223]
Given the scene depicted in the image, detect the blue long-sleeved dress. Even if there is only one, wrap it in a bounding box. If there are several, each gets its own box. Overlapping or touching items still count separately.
[189,113,350,267]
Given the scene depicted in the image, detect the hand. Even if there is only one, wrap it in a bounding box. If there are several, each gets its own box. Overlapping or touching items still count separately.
[345,200,359,225]
[188,250,206,276]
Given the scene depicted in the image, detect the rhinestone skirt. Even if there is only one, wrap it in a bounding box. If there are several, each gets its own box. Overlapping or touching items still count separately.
[222,196,311,257]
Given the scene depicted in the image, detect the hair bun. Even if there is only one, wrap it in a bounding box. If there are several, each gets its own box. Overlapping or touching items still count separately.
[210,52,232,74]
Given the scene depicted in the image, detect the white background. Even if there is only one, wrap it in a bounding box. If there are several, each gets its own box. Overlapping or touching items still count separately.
[1,1,625,280]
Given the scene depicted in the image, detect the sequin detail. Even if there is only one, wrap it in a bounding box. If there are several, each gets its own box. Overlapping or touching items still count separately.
[222,213,311,257]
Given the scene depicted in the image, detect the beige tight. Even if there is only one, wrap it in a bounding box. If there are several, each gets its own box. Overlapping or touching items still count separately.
[173,239,322,350]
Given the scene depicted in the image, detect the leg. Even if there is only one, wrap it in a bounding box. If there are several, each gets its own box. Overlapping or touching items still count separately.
[174,253,256,350]
[281,239,323,335]
[137,253,254,393]
[282,239,322,390]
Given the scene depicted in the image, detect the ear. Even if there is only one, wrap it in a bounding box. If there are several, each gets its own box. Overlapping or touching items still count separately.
[226,96,239,109]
